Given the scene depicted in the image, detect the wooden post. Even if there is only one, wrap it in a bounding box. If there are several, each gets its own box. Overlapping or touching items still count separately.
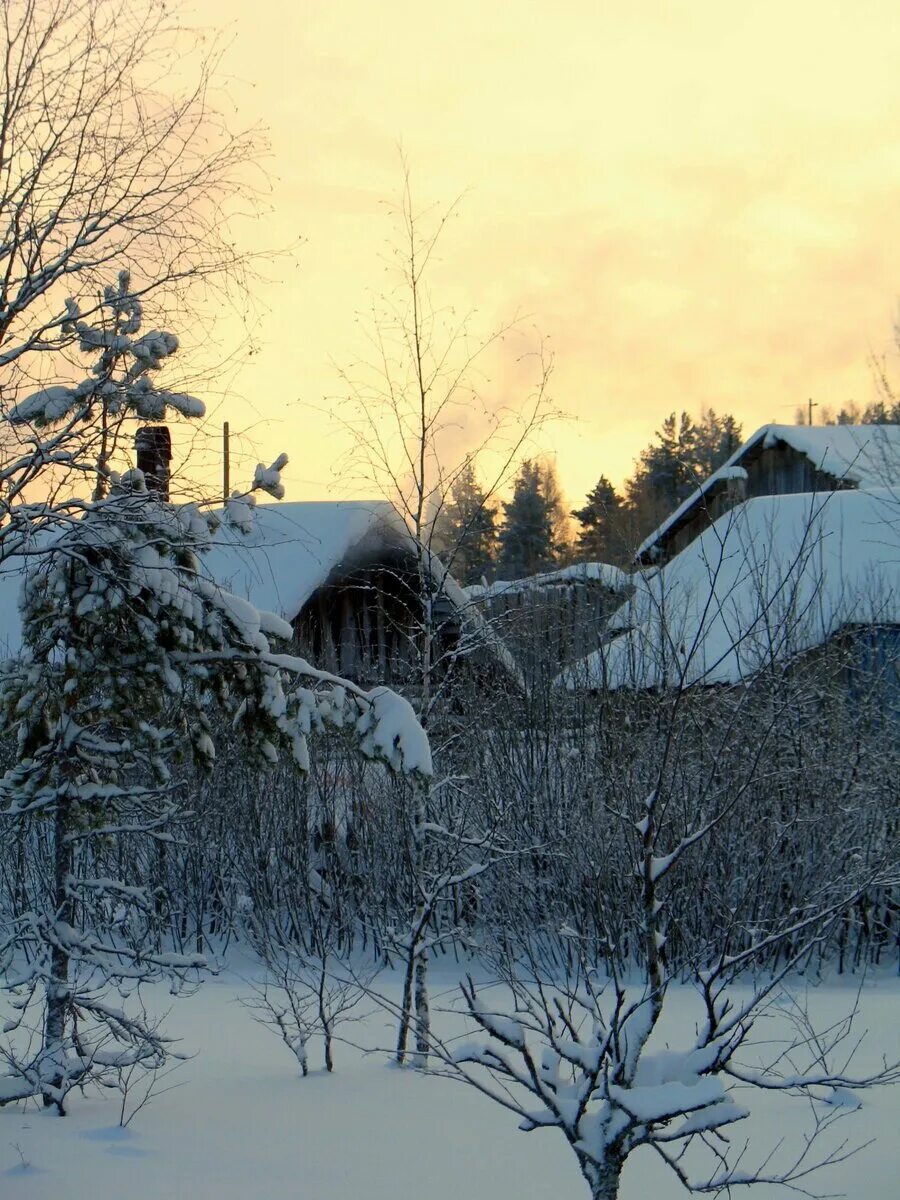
[223,421,230,503]
[375,574,388,677]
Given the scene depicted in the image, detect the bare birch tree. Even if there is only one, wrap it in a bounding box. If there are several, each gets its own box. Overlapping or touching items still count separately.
[332,165,554,1064]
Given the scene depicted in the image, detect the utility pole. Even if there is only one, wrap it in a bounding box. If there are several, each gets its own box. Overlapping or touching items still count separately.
[223,421,230,504]
[807,398,817,426]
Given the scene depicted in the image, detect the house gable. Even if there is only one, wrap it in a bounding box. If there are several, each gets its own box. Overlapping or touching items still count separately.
[636,423,900,566]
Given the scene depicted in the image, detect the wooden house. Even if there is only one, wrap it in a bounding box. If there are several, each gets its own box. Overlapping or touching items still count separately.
[560,488,900,693]
[204,501,516,689]
[635,424,900,567]
[0,498,517,691]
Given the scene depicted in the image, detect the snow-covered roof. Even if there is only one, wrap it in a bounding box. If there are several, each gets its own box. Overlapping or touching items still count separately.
[0,500,523,681]
[202,500,406,621]
[463,560,631,602]
[0,555,30,657]
[561,488,900,691]
[205,501,522,677]
[636,423,900,562]
[0,501,403,657]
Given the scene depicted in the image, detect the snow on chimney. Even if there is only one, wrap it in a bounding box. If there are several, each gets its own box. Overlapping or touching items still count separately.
[135,425,172,500]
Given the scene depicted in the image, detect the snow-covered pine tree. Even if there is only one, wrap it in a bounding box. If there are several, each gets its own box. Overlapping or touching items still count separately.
[0,270,206,569]
[0,278,431,1113]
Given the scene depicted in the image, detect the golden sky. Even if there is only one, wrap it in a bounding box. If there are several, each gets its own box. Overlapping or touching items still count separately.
[184,0,900,510]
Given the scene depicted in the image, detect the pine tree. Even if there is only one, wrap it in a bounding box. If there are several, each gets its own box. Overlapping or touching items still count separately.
[539,457,572,562]
[432,461,498,585]
[622,409,743,550]
[693,408,742,477]
[571,475,626,564]
[643,412,699,509]
[498,460,558,579]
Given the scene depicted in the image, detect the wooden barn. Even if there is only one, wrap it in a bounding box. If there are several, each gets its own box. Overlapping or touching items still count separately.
[463,561,632,679]
[636,423,900,566]
[204,500,514,689]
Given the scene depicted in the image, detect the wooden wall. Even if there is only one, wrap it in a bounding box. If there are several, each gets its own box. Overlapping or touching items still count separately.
[292,559,460,687]
[653,441,850,564]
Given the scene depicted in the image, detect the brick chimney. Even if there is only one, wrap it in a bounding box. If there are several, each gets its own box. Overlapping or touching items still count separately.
[135,426,172,500]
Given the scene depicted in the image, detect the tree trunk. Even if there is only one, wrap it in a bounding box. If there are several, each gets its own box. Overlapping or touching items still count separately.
[395,948,415,1064]
[317,964,334,1072]
[43,798,73,1113]
[583,1154,623,1200]
[412,945,430,1068]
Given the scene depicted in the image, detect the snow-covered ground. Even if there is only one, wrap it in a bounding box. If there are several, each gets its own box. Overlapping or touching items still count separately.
[2,964,898,1199]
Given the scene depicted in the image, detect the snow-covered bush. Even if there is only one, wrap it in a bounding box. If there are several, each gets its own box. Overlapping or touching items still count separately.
[439,769,898,1199]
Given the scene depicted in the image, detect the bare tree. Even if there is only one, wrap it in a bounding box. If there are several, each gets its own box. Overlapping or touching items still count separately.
[0,0,261,515]
[331,165,554,1065]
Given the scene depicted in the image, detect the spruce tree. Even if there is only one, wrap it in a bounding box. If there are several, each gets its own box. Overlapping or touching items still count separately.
[432,461,498,584]
[498,459,557,579]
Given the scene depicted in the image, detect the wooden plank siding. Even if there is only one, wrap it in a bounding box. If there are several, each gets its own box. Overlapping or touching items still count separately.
[654,441,854,565]
[291,560,460,688]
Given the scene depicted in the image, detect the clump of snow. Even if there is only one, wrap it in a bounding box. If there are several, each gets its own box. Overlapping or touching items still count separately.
[9,384,79,424]
[356,686,433,776]
[252,454,290,501]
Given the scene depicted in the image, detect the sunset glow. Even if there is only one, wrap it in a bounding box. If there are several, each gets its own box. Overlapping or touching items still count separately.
[187,0,900,508]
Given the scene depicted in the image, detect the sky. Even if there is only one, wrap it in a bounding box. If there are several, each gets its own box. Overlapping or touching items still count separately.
[182,0,900,509]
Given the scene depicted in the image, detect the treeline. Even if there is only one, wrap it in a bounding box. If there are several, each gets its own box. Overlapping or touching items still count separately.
[434,408,743,581]
[437,399,900,584]
[796,394,900,427]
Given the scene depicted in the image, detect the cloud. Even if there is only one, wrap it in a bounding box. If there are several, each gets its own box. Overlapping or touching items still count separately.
[180,0,900,503]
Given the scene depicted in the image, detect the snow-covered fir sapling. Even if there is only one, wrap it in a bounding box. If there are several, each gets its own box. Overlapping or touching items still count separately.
[0,276,432,1113]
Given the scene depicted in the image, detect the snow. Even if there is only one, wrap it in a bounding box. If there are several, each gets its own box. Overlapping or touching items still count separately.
[464,560,630,601]
[607,1075,727,1123]
[203,501,407,626]
[1,965,896,1199]
[637,423,900,562]
[196,507,520,688]
[562,488,900,690]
